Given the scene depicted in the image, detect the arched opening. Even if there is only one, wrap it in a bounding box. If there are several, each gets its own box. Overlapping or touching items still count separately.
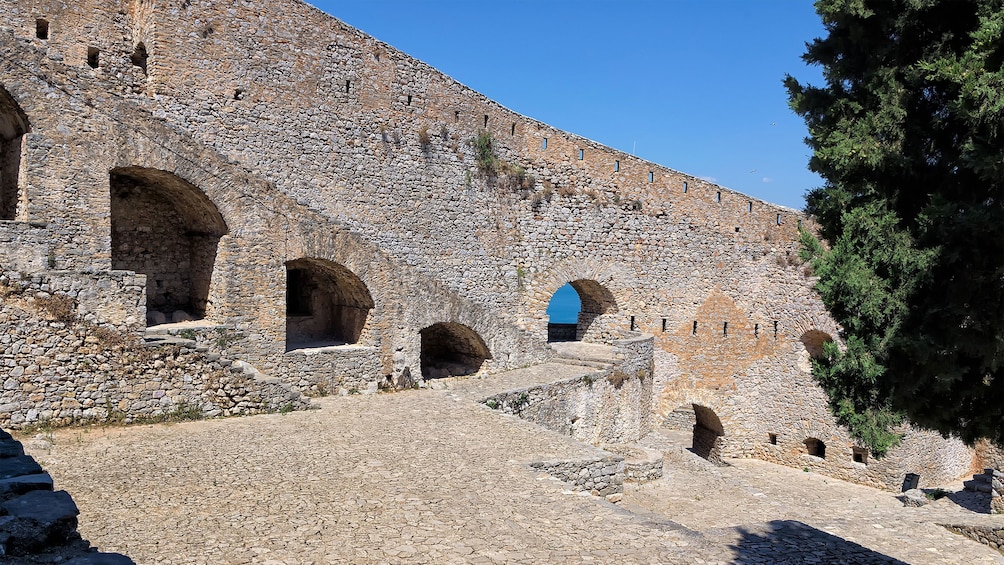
[692,404,726,466]
[546,283,580,342]
[420,322,491,379]
[285,258,374,350]
[110,167,228,325]
[546,279,617,342]
[0,86,29,220]
[800,329,834,359]
[804,437,826,459]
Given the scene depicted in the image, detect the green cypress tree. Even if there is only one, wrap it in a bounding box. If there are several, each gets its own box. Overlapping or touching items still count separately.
[786,0,1004,456]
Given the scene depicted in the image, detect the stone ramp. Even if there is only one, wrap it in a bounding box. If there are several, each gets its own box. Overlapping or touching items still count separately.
[548,341,621,369]
[25,392,723,564]
[434,362,594,400]
[20,395,1004,564]
[623,431,1004,564]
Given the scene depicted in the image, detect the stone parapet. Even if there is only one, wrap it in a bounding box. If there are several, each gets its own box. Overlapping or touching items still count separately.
[0,275,310,429]
[529,455,624,499]
[483,336,655,445]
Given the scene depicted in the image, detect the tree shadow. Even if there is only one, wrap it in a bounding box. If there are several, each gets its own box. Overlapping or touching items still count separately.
[727,520,907,564]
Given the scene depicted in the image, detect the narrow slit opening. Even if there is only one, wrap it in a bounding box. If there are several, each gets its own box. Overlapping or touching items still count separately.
[36,18,49,40]
[87,47,100,69]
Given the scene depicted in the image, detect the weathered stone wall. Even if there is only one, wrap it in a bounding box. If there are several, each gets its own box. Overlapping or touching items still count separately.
[0,273,310,429]
[0,0,980,490]
[484,335,654,445]
[528,455,624,499]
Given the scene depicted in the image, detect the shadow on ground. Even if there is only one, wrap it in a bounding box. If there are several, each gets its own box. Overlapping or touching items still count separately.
[727,520,907,564]
[942,489,991,514]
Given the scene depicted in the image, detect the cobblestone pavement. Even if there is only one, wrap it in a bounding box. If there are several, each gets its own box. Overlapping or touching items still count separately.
[626,432,1004,565]
[21,377,1004,564]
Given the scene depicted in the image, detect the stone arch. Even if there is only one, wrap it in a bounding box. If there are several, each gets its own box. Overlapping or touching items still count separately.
[546,279,618,342]
[285,257,374,350]
[110,166,228,324]
[0,85,29,220]
[799,329,834,360]
[420,322,491,379]
[531,257,634,343]
[692,404,727,466]
[804,437,826,458]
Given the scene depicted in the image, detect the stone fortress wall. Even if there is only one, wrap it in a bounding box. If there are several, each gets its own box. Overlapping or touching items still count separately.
[0,0,978,490]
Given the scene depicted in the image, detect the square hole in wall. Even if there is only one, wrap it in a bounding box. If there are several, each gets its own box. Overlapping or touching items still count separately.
[87,47,100,68]
[683,181,688,193]
[769,433,777,445]
[542,137,548,149]
[578,148,584,160]
[853,447,868,465]
[36,18,49,40]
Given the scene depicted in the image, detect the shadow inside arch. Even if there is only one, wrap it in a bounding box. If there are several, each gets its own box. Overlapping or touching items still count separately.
[726,520,908,564]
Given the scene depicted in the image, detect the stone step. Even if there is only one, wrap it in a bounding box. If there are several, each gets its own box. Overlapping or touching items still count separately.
[964,479,993,493]
[552,357,614,369]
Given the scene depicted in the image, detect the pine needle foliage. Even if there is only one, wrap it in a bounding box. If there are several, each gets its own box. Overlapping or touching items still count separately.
[788,0,1004,455]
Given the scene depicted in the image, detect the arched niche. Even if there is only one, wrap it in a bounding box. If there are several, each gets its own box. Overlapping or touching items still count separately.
[692,404,726,466]
[110,166,228,324]
[800,329,834,360]
[804,437,826,459]
[285,257,374,350]
[0,85,29,220]
[420,322,491,379]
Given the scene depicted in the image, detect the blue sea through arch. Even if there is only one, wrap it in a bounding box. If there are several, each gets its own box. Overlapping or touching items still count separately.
[546,283,581,324]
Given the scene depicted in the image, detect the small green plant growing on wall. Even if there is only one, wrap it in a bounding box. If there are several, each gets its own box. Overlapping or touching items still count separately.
[178,329,197,340]
[516,265,527,291]
[472,130,498,172]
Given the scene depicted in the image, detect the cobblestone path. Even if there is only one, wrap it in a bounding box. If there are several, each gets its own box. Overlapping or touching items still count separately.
[22,379,1004,564]
[627,432,1003,564]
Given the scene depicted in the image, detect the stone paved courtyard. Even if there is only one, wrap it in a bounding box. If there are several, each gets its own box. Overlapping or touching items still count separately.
[22,380,1004,565]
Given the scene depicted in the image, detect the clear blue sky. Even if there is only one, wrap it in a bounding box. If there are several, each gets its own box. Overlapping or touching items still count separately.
[310,1,827,211]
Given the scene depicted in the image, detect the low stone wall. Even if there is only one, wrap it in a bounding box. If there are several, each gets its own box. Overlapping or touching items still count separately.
[941,524,1004,553]
[3,269,146,332]
[0,428,134,563]
[529,455,624,499]
[603,444,664,482]
[991,469,1004,515]
[483,336,655,445]
[276,345,384,396]
[0,279,310,429]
